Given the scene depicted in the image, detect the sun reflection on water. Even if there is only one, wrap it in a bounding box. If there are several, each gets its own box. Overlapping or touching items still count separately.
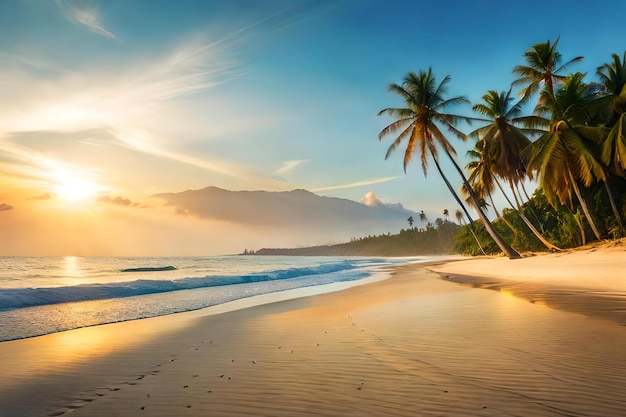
[60,256,86,286]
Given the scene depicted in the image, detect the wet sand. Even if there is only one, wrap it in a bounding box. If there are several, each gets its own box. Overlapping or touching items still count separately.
[1,255,626,416]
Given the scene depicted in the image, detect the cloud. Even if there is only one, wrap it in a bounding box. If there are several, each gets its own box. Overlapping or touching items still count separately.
[312,176,400,192]
[274,159,310,175]
[29,193,52,200]
[0,203,13,211]
[97,194,136,207]
[110,128,253,180]
[0,34,251,189]
[359,191,382,207]
[55,0,116,38]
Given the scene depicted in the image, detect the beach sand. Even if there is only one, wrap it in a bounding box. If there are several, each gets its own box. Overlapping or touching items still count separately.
[1,249,626,417]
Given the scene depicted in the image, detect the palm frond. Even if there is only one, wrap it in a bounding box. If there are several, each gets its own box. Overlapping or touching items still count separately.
[430,123,457,157]
[513,115,549,130]
[384,124,412,160]
[378,117,412,140]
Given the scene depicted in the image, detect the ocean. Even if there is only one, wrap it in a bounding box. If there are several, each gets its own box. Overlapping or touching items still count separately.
[0,255,438,342]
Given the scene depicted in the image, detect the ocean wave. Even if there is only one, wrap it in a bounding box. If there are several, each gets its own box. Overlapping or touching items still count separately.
[0,261,358,310]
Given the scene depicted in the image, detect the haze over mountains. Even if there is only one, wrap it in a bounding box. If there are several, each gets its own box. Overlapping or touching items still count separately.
[0,185,434,256]
[154,186,423,247]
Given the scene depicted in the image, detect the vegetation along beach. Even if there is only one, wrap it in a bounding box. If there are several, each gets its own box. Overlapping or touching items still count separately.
[1,1,626,416]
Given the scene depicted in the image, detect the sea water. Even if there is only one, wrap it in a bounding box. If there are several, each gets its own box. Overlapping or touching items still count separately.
[0,255,437,341]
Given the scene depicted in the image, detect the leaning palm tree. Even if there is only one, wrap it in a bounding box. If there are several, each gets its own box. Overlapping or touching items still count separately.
[378,68,521,258]
[529,73,606,241]
[513,37,583,107]
[469,89,560,250]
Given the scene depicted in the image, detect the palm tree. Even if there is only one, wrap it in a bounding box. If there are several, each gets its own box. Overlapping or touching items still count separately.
[469,89,561,250]
[378,68,521,258]
[443,209,449,221]
[454,209,463,225]
[419,210,427,223]
[598,52,626,174]
[465,140,520,234]
[512,37,583,106]
[597,52,626,235]
[529,73,606,241]
[407,216,414,227]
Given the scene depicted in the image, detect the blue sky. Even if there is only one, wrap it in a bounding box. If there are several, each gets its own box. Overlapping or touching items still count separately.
[1,0,625,255]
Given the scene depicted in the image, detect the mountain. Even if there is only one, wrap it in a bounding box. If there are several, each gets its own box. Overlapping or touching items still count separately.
[153,186,420,244]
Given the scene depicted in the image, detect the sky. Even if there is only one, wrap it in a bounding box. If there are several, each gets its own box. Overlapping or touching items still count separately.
[1,0,625,256]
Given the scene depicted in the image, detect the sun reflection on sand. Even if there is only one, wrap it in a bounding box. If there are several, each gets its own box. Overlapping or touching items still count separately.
[0,310,198,386]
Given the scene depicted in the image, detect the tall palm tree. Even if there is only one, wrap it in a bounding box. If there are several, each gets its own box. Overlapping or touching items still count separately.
[591,52,626,236]
[378,68,521,258]
[529,73,606,241]
[598,52,626,174]
[469,89,560,250]
[513,37,583,107]
[407,216,414,227]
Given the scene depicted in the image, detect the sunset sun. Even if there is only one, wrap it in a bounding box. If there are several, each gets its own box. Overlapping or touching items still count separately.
[53,175,101,203]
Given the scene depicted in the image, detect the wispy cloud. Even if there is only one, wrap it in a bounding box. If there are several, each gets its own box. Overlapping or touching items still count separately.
[55,0,115,38]
[0,34,241,171]
[111,128,251,179]
[0,4,337,195]
[274,159,311,175]
[311,176,400,192]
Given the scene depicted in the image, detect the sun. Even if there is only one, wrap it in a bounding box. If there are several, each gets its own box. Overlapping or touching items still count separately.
[52,170,102,203]
[55,178,100,203]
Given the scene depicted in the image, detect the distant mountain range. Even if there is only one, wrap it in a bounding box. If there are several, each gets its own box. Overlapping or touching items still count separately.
[154,186,422,243]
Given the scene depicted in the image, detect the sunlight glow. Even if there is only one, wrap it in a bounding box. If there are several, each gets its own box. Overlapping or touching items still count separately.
[51,167,102,203]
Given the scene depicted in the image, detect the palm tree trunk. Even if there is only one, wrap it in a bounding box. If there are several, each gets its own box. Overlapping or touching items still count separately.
[467,227,488,256]
[440,147,522,259]
[603,180,626,236]
[505,179,562,251]
[518,182,545,233]
[487,192,517,234]
[520,181,533,202]
[428,147,486,255]
[569,169,602,241]
[571,209,587,246]
[427,145,474,224]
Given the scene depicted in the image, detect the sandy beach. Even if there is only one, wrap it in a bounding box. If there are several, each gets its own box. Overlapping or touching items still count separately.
[1,248,626,417]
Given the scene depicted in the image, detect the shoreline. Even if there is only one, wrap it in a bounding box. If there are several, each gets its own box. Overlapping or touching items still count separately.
[2,251,626,416]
